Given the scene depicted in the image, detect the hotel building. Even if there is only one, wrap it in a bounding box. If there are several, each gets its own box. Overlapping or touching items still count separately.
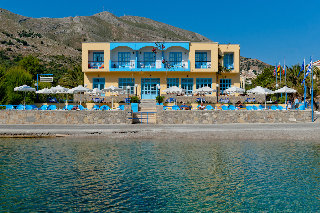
[82,41,240,99]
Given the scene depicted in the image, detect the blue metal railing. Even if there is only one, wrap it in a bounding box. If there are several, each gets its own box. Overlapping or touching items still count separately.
[88,61,104,69]
[129,112,157,124]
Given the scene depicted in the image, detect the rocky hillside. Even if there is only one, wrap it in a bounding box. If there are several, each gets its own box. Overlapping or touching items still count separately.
[240,56,270,74]
[0,8,269,72]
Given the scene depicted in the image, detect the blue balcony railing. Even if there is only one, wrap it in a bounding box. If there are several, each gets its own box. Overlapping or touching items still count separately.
[195,61,211,69]
[137,61,156,68]
[110,61,135,69]
[88,61,104,69]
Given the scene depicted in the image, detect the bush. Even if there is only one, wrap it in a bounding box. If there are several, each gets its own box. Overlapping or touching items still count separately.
[156,95,165,103]
[130,96,140,103]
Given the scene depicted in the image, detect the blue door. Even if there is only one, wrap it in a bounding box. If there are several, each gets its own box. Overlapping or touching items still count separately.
[141,78,160,99]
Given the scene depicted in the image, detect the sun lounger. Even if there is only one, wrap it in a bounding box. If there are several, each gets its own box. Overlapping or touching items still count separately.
[246,106,253,110]
[92,105,100,110]
[118,105,125,110]
[47,105,57,110]
[67,105,74,110]
[78,105,88,110]
[258,105,264,110]
[221,105,229,110]
[16,105,25,110]
[252,105,258,110]
[298,105,305,110]
[172,105,180,110]
[25,105,34,110]
[278,106,284,110]
[271,105,277,110]
[205,105,214,110]
[100,105,110,110]
[6,105,14,110]
[228,105,236,110]
[39,105,48,110]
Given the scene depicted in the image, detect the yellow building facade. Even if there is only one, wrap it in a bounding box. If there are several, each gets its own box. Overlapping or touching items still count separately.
[82,41,240,99]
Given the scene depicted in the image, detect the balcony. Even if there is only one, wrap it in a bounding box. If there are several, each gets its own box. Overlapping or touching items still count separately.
[195,61,211,69]
[88,61,104,69]
[109,60,190,71]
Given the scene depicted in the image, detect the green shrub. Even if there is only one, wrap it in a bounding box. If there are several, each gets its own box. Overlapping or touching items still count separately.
[156,95,165,103]
[130,96,140,103]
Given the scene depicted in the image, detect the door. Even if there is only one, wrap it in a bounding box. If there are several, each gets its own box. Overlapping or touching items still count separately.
[141,78,160,99]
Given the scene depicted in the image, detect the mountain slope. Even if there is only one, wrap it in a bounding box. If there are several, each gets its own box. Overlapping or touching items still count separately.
[0,8,269,72]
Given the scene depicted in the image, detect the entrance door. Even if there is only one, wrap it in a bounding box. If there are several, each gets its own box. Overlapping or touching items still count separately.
[141,78,160,99]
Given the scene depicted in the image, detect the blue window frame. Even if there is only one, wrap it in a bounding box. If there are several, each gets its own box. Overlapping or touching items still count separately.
[220,79,231,94]
[169,52,182,67]
[119,78,135,94]
[144,52,156,67]
[167,78,179,88]
[196,78,212,89]
[195,52,208,68]
[118,52,131,68]
[93,52,104,62]
[93,78,105,90]
[224,53,234,70]
[181,78,193,94]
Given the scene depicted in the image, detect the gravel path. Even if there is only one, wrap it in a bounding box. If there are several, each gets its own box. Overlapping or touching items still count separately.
[0,123,320,141]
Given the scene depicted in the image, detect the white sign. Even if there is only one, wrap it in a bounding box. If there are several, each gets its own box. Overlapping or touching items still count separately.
[40,76,53,82]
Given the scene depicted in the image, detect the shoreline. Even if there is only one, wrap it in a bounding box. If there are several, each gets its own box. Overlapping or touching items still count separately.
[1,123,320,141]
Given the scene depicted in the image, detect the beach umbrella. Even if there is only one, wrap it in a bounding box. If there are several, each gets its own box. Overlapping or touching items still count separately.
[164,86,186,94]
[195,86,216,94]
[102,86,124,109]
[247,86,274,109]
[70,85,92,105]
[14,85,36,108]
[224,86,245,94]
[51,85,69,108]
[275,86,297,110]
[90,88,103,95]
[36,88,54,94]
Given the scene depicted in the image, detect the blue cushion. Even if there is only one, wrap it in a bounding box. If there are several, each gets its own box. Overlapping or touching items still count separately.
[48,105,57,110]
[67,105,74,110]
[39,105,48,110]
[246,106,253,110]
[25,105,34,110]
[252,105,258,110]
[100,105,110,110]
[298,105,305,110]
[93,105,100,110]
[6,105,14,110]
[16,105,25,110]
[221,105,229,110]
[271,105,277,110]
[172,105,180,110]
[205,105,214,110]
[228,105,236,110]
[278,106,284,110]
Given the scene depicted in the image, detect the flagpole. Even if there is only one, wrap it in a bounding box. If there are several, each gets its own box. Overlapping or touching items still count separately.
[284,58,287,110]
[311,57,314,122]
[303,58,306,108]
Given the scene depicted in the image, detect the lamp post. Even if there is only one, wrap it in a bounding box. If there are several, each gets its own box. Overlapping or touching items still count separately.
[126,85,131,105]
[135,84,138,97]
[216,84,219,104]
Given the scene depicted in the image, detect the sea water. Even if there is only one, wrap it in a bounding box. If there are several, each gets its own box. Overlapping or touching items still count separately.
[0,138,319,212]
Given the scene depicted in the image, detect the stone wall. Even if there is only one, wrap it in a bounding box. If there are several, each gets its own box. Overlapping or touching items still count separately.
[156,106,312,124]
[0,108,131,125]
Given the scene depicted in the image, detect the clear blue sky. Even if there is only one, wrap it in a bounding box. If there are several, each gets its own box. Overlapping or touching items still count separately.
[1,0,319,66]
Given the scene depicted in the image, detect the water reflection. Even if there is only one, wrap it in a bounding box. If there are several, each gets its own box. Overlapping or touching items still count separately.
[0,138,319,211]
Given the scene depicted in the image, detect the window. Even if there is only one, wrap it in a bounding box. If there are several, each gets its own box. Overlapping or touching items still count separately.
[119,78,135,94]
[169,52,182,67]
[220,79,231,94]
[93,52,104,62]
[181,78,193,94]
[196,78,212,89]
[93,78,105,90]
[118,52,131,67]
[224,53,234,70]
[167,78,179,88]
[144,52,156,67]
[195,52,208,68]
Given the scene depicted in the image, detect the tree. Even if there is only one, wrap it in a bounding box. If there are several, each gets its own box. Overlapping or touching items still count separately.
[58,66,84,88]
[18,55,43,77]
[0,66,33,104]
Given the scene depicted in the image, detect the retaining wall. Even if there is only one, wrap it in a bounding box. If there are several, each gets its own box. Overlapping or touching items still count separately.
[0,109,131,125]
[156,106,312,124]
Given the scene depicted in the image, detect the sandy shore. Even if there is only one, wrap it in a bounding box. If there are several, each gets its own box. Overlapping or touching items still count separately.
[0,123,320,141]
